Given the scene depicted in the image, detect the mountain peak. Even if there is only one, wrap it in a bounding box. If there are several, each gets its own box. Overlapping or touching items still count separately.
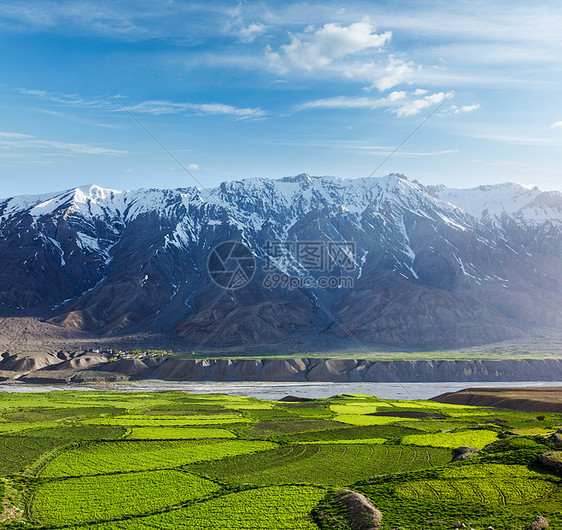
[0,173,561,349]
[279,173,313,183]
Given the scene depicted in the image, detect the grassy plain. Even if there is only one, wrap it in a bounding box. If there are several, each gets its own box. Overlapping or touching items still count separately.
[0,390,559,529]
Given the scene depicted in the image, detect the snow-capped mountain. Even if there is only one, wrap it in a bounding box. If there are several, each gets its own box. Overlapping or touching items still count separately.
[0,173,560,349]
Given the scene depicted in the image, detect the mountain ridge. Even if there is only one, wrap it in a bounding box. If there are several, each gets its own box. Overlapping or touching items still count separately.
[0,173,560,351]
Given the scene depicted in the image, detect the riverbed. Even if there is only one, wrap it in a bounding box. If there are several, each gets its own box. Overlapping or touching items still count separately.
[2,380,562,400]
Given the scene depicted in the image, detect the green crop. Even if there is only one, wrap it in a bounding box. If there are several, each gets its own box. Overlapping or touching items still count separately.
[334,414,423,426]
[41,439,277,477]
[32,470,220,525]
[402,429,499,449]
[62,485,325,530]
[0,390,560,529]
[85,413,250,426]
[244,419,343,438]
[127,426,237,439]
[189,443,451,486]
[0,435,67,474]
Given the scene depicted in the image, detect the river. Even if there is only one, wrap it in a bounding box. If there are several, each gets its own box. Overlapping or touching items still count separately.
[1,380,562,400]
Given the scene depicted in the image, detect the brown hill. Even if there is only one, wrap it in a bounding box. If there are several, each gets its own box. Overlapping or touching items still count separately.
[432,387,562,413]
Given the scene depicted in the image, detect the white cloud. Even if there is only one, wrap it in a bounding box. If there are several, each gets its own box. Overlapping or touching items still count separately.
[550,121,562,129]
[394,91,454,117]
[414,88,428,95]
[266,20,409,90]
[489,160,526,168]
[0,131,31,139]
[187,163,200,170]
[238,22,266,43]
[465,132,562,147]
[372,56,415,90]
[225,3,268,43]
[266,21,422,91]
[20,88,112,108]
[0,131,127,155]
[298,89,455,118]
[357,147,458,157]
[264,138,457,158]
[450,104,480,114]
[295,91,406,111]
[20,89,266,120]
[35,140,127,155]
[270,21,391,72]
[296,96,378,111]
[386,90,407,102]
[127,100,266,119]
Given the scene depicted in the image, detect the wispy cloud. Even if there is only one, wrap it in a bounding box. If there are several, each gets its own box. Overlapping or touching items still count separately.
[0,131,127,155]
[21,89,266,120]
[4,2,562,82]
[550,121,562,129]
[0,1,212,41]
[225,4,267,43]
[0,131,30,139]
[264,138,457,157]
[238,22,266,43]
[357,147,458,157]
[393,91,454,117]
[448,104,480,114]
[126,100,266,119]
[295,91,406,111]
[20,89,113,108]
[465,131,562,147]
[297,90,455,118]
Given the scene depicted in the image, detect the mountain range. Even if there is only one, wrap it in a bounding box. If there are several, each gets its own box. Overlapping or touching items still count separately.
[0,173,560,352]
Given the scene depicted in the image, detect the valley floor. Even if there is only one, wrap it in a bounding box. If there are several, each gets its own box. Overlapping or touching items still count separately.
[0,389,561,529]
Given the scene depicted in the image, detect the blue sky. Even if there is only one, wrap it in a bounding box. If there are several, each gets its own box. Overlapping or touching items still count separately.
[1,0,561,197]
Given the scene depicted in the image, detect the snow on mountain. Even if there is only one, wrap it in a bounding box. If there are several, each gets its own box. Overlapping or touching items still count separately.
[430,183,562,226]
[1,175,558,272]
[0,174,560,349]
[5,175,556,238]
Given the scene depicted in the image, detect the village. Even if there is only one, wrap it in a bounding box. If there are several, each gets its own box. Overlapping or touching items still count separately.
[87,349,172,361]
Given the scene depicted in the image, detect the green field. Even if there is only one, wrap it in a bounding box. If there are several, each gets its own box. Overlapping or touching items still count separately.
[189,443,452,486]
[401,429,500,449]
[128,426,237,439]
[0,390,560,529]
[395,463,558,505]
[63,486,326,530]
[334,414,423,426]
[0,435,65,474]
[86,413,250,426]
[32,470,220,525]
[41,439,276,477]
[283,423,426,443]
[243,418,343,438]
[349,462,562,530]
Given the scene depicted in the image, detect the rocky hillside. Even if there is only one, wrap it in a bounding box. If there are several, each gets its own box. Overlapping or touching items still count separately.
[1,351,561,385]
[0,174,561,350]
